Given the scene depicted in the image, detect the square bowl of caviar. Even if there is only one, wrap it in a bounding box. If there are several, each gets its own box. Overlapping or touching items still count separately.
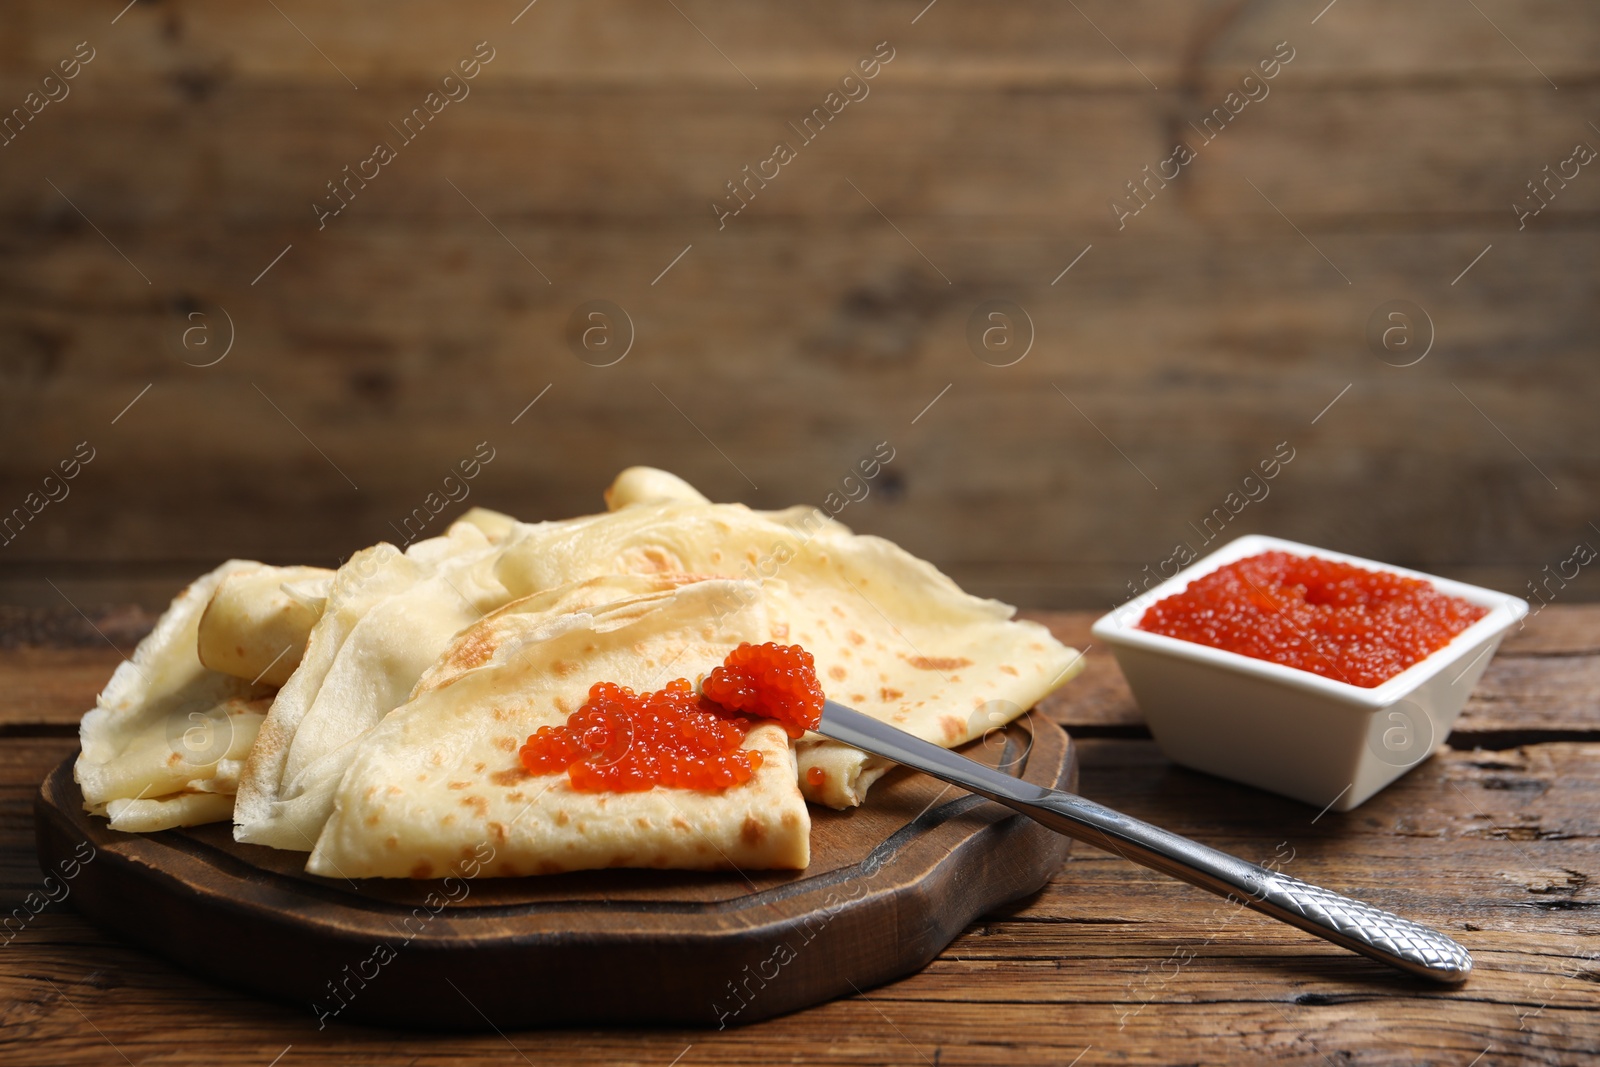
[1090,534,1527,812]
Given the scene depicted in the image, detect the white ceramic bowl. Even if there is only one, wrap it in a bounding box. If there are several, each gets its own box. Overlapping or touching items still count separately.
[1090,534,1528,813]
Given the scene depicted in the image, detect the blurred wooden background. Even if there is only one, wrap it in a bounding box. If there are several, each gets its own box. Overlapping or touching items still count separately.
[0,0,1596,611]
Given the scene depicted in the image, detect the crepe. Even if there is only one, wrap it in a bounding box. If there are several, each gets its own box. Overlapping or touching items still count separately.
[492,470,1084,807]
[197,564,334,686]
[308,576,808,878]
[603,466,711,509]
[75,560,277,832]
[455,505,518,543]
[233,520,520,851]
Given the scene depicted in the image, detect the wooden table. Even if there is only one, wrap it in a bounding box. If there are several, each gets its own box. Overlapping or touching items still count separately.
[3,606,1596,1064]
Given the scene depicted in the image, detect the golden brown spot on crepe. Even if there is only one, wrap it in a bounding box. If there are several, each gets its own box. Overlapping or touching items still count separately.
[741,815,766,846]
[554,695,572,715]
[410,860,434,879]
[552,660,580,677]
[473,762,486,773]
[507,791,526,803]
[460,845,478,860]
[635,817,652,830]
[416,773,428,782]
[831,605,846,619]
[166,751,182,766]
[430,751,445,766]
[880,687,903,702]
[447,781,471,790]
[386,785,402,796]
[940,715,966,743]
[781,810,800,829]
[555,810,570,826]
[448,629,497,671]
[492,707,509,721]
[906,655,973,671]
[442,813,456,826]
[460,795,489,816]
[364,785,378,800]
[828,665,847,682]
[385,835,399,851]
[847,630,865,646]
[491,736,518,753]
[1030,642,1044,652]
[772,622,789,639]
[490,767,528,787]
[850,694,866,704]
[1000,664,1019,676]
[489,821,508,844]
[640,546,675,572]
[671,814,690,831]
[364,813,380,827]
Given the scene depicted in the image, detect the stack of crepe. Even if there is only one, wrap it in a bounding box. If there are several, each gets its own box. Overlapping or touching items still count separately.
[75,468,1084,878]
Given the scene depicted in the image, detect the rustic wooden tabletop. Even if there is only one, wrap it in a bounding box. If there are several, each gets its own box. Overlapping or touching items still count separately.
[2,606,1595,1065]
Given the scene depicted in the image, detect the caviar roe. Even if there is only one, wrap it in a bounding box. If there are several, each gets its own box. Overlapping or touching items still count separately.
[702,642,826,738]
[518,642,825,793]
[806,766,827,789]
[1138,551,1488,688]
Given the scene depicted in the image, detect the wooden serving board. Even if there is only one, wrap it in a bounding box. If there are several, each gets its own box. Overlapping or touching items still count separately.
[34,715,1075,1030]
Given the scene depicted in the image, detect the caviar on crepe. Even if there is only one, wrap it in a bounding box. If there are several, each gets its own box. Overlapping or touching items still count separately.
[701,641,826,739]
[518,642,825,792]
[1137,551,1487,689]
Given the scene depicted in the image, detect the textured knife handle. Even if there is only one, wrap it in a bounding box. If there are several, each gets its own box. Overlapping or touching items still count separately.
[1252,870,1472,982]
[814,700,1473,984]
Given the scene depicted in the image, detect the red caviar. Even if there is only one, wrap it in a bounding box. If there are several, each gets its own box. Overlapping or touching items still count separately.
[702,642,826,738]
[518,643,825,792]
[806,766,827,789]
[1138,551,1488,688]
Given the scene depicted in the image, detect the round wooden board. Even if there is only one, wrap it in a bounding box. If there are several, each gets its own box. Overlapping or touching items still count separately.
[35,715,1075,1030]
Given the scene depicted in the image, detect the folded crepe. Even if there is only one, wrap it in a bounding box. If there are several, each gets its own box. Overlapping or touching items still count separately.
[491,469,1084,807]
[73,507,520,837]
[308,576,808,878]
[75,560,278,832]
[233,519,526,851]
[198,564,334,686]
[72,459,1077,880]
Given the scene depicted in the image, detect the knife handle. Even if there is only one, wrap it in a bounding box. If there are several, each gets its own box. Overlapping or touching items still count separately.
[1015,790,1472,983]
[816,700,1471,983]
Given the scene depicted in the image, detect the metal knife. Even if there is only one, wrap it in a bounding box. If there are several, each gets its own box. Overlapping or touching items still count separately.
[817,700,1472,983]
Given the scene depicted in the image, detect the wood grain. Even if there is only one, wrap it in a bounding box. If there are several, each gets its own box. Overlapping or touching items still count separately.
[3,609,1597,1061]
[1,1,1597,609]
[3,727,1596,1062]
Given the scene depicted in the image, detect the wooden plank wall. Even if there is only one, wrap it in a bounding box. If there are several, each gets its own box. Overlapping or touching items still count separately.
[0,0,1595,610]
